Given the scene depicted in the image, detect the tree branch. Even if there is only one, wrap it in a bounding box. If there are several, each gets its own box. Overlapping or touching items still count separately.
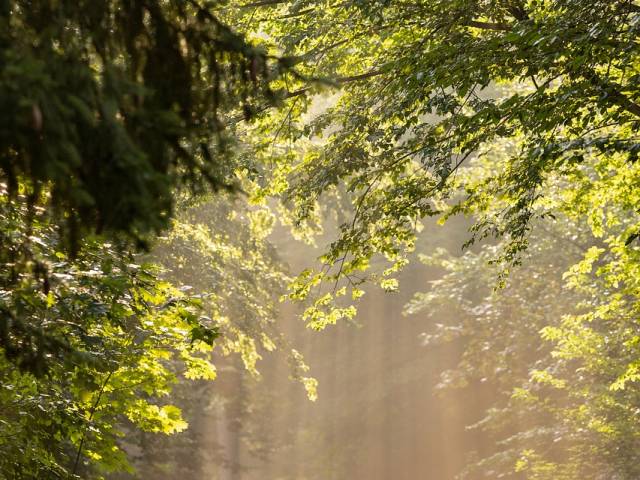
[335,69,385,83]
[461,14,640,119]
[463,20,511,31]
[625,2,640,13]
[277,8,314,19]
[72,371,113,476]
[241,0,288,7]
[582,67,640,118]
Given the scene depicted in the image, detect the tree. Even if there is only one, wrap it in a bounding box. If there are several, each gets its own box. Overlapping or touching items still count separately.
[6,1,640,477]
[236,3,640,477]
[405,149,640,478]
[0,3,314,477]
[240,0,640,314]
[0,188,315,478]
[0,194,219,477]
[0,0,289,251]
[0,0,312,378]
[108,195,316,480]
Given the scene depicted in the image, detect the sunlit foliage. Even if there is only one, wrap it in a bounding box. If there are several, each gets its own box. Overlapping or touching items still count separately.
[0,191,218,477]
[5,1,640,478]
[406,148,640,478]
[235,2,640,477]
[238,0,640,325]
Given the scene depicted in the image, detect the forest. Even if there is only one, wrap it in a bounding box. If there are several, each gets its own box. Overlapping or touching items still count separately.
[2,0,640,478]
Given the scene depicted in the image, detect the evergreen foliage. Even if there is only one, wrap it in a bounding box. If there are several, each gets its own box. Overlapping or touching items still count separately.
[0,0,283,250]
[0,3,309,477]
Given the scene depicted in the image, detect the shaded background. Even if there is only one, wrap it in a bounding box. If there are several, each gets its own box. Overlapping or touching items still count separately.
[171,217,500,480]
[118,215,504,480]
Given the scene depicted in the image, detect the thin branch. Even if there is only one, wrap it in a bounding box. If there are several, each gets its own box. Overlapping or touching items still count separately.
[277,8,314,19]
[72,371,114,475]
[625,2,640,13]
[284,87,311,98]
[299,38,351,62]
[582,67,640,118]
[241,0,288,7]
[335,69,385,83]
[463,20,511,31]
[530,75,540,90]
